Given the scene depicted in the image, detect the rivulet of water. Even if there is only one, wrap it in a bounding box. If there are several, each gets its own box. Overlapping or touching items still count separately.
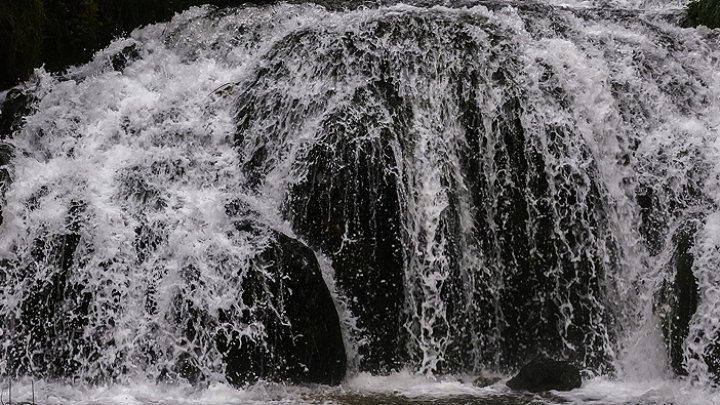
[0,1,719,403]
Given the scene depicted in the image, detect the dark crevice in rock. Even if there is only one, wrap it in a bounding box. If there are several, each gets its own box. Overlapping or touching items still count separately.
[219,229,347,385]
[657,219,700,376]
[506,356,582,392]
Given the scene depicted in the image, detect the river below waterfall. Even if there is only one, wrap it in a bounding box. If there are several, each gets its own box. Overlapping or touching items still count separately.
[1,0,720,403]
[3,374,719,404]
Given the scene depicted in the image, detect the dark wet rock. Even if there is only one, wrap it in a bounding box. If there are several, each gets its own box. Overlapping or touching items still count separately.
[0,143,11,166]
[443,89,614,372]
[0,142,13,225]
[4,195,345,385]
[234,29,408,372]
[111,43,140,72]
[0,87,26,226]
[233,13,615,375]
[285,87,407,373]
[685,0,720,29]
[657,219,700,376]
[1,87,35,138]
[3,200,92,378]
[506,356,582,392]
[636,185,666,256]
[218,221,346,385]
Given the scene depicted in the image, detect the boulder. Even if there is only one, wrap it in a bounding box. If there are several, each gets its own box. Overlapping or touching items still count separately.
[232,18,615,374]
[3,200,90,378]
[286,102,407,373]
[1,87,35,138]
[235,40,408,372]
[506,356,582,392]
[3,197,346,385]
[111,43,140,72]
[657,219,700,375]
[218,229,347,385]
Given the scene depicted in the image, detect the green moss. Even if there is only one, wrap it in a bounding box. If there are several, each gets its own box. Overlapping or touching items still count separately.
[687,0,720,29]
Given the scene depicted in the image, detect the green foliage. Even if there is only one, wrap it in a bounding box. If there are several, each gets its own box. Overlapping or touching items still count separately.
[0,1,272,90]
[0,0,47,88]
[687,0,720,29]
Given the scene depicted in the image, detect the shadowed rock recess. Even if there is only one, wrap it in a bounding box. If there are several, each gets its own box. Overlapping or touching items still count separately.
[1,0,720,388]
[506,356,582,392]
[235,7,615,374]
[1,199,345,383]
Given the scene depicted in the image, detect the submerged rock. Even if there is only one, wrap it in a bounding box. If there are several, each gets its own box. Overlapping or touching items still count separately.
[111,43,140,72]
[233,15,615,375]
[506,356,582,392]
[3,200,90,378]
[219,228,347,386]
[0,142,12,225]
[1,87,35,138]
[657,219,700,376]
[3,197,346,385]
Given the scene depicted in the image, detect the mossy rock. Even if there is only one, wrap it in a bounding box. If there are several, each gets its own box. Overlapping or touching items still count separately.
[686,0,720,29]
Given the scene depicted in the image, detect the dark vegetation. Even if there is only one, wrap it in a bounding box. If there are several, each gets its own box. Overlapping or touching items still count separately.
[0,0,273,89]
[686,0,720,29]
[2,0,718,89]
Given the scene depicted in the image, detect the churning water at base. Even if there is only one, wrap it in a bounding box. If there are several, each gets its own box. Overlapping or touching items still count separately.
[2,374,720,404]
[1,0,720,403]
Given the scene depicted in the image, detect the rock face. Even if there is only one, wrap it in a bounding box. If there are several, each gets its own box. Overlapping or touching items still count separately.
[657,220,700,376]
[0,143,12,226]
[2,200,89,378]
[506,356,582,392]
[219,229,347,385]
[110,43,140,72]
[3,204,346,385]
[234,31,409,372]
[233,17,615,374]
[284,84,407,373]
[1,87,35,138]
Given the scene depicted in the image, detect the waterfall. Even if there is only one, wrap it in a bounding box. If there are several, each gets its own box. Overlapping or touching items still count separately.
[1,0,719,393]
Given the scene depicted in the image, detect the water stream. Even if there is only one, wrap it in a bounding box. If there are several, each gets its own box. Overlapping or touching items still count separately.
[1,1,719,403]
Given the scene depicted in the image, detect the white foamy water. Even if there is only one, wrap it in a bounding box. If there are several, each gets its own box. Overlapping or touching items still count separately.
[2,373,719,404]
[1,0,720,403]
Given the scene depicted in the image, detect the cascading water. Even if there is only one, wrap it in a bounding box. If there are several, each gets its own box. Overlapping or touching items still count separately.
[1,1,719,403]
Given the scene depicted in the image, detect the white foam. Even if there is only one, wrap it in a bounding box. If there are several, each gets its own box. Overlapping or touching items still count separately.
[1,0,719,401]
[3,374,718,404]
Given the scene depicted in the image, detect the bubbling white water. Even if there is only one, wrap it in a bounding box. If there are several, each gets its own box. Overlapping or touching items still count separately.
[0,0,719,401]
